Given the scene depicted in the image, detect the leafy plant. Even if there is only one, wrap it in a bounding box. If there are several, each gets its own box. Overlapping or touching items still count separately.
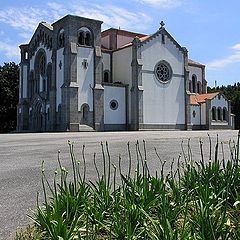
[17,133,240,239]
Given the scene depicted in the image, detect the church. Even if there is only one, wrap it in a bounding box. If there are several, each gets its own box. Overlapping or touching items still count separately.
[17,15,235,132]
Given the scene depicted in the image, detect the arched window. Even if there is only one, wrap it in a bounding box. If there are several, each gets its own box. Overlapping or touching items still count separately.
[78,31,84,45]
[217,107,222,121]
[103,70,110,83]
[197,82,201,94]
[85,32,91,46]
[223,107,227,121]
[212,107,216,120]
[78,27,92,46]
[46,64,52,98]
[189,80,192,92]
[39,54,46,75]
[81,104,89,124]
[58,29,65,48]
[83,106,88,120]
[39,54,46,92]
[35,50,47,94]
[192,75,197,93]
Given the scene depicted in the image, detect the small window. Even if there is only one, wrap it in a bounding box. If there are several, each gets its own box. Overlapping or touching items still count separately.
[78,27,92,46]
[212,107,216,120]
[110,100,118,110]
[189,81,192,92]
[217,107,222,121]
[78,31,84,45]
[83,106,88,120]
[58,29,65,48]
[192,75,197,93]
[104,71,110,83]
[223,108,227,121]
[85,32,91,46]
[192,110,196,118]
[24,51,28,60]
[197,82,201,94]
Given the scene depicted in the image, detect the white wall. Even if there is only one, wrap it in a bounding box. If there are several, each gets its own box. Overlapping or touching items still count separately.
[102,52,110,71]
[190,105,200,125]
[211,95,228,109]
[104,86,126,124]
[29,43,52,71]
[77,47,94,111]
[56,48,64,111]
[22,65,28,98]
[141,34,185,125]
[113,46,132,121]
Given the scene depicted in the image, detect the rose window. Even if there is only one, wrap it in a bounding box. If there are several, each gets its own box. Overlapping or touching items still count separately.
[154,61,172,83]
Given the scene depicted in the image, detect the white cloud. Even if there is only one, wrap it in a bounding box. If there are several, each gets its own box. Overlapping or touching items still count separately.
[0,41,20,59]
[232,43,240,51]
[135,0,183,8]
[208,43,240,69]
[0,2,152,61]
[0,2,151,37]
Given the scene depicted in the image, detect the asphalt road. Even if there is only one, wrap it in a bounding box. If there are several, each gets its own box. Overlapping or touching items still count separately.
[0,130,238,239]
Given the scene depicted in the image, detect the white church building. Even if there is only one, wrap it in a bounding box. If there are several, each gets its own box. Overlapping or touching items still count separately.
[17,15,235,132]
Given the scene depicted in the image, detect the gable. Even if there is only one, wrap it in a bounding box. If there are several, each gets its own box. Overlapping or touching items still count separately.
[141,30,185,75]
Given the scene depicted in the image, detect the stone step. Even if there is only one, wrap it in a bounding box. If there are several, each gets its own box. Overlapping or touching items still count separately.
[78,124,95,132]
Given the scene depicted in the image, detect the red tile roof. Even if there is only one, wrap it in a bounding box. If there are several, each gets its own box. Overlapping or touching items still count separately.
[188,59,205,67]
[101,28,147,38]
[190,92,219,105]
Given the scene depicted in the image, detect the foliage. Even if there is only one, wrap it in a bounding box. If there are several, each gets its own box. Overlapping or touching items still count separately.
[208,83,240,129]
[0,62,19,133]
[17,135,240,239]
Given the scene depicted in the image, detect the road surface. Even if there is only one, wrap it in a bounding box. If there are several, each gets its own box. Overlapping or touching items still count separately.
[0,130,238,239]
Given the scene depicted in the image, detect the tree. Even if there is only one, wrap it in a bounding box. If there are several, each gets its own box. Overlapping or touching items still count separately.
[0,62,19,133]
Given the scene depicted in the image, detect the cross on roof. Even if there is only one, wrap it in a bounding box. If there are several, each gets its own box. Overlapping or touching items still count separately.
[160,21,165,29]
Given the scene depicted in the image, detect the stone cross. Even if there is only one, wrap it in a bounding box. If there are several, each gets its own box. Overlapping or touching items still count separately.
[160,21,165,28]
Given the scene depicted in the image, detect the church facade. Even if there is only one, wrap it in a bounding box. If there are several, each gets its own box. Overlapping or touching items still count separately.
[17,15,235,132]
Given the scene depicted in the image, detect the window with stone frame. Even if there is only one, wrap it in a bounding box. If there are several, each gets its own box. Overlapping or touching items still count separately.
[103,70,110,83]
[212,107,216,120]
[223,107,227,121]
[154,60,172,83]
[217,107,222,121]
[39,54,46,76]
[58,29,65,48]
[192,75,197,93]
[78,27,92,46]
[189,80,192,92]
[197,81,202,94]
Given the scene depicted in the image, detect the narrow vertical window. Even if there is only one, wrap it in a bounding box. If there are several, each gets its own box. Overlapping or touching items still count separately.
[192,75,197,93]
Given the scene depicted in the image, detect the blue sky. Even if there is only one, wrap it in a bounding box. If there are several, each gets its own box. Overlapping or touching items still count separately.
[0,0,240,87]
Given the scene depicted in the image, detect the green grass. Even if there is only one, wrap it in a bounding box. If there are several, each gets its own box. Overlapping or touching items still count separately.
[16,134,240,239]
